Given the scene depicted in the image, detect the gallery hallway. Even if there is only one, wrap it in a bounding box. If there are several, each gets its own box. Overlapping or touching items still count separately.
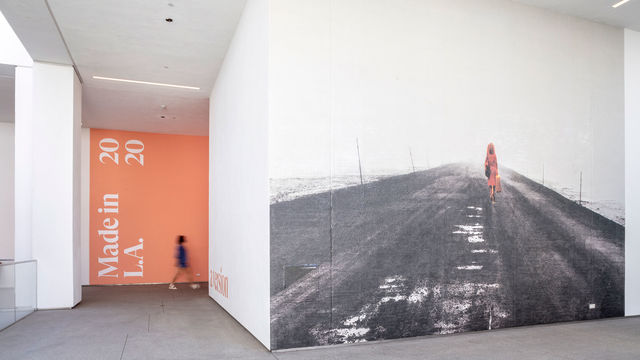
[0,285,637,360]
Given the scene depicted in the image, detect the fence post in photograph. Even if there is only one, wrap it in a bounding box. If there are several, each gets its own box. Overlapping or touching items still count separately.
[409,147,416,173]
[579,171,583,205]
[356,138,365,199]
[356,138,364,186]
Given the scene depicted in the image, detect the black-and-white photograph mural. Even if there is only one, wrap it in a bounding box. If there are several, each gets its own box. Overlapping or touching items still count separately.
[270,162,624,349]
[269,0,625,350]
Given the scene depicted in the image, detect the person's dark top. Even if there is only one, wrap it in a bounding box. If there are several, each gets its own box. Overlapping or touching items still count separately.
[177,244,187,268]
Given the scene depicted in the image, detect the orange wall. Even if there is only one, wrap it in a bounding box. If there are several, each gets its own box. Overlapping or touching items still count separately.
[90,129,208,285]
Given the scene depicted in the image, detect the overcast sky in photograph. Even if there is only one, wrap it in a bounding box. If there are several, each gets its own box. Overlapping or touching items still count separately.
[269,0,624,206]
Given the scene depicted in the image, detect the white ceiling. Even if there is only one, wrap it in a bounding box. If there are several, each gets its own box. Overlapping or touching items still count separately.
[0,0,246,136]
[512,0,640,31]
[50,0,246,136]
[0,64,14,124]
[0,0,71,65]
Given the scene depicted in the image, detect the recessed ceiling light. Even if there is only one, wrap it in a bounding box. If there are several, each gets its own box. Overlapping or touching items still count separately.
[612,0,631,8]
[92,76,200,90]
[165,18,173,22]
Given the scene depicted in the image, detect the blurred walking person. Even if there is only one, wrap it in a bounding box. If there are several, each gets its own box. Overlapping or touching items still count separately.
[169,235,200,290]
[485,143,499,203]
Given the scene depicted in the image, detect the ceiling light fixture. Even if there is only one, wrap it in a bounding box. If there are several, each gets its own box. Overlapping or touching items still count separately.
[92,76,200,90]
[612,0,631,8]
[165,18,173,22]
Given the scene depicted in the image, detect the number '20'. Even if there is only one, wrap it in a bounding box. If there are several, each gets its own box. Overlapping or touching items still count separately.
[99,138,144,166]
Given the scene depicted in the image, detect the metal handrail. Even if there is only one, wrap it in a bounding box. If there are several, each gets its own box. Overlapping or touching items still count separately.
[0,259,38,331]
[0,260,37,267]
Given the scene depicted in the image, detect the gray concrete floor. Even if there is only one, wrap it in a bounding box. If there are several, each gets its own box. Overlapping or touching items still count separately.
[0,284,638,359]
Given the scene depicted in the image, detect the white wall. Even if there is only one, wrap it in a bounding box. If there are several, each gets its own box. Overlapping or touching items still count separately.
[31,62,82,309]
[0,73,14,124]
[209,0,270,349]
[625,28,640,316]
[0,122,14,259]
[80,128,90,286]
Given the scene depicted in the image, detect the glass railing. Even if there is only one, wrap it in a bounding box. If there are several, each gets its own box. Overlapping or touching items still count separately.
[0,259,37,331]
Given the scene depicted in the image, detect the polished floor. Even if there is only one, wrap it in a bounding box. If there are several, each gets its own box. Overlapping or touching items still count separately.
[0,284,638,359]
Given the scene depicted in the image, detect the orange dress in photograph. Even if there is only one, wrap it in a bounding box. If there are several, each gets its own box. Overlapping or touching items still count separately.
[485,143,498,187]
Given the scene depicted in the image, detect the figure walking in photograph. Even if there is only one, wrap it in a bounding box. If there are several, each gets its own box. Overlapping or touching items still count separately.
[169,235,200,290]
[485,143,499,203]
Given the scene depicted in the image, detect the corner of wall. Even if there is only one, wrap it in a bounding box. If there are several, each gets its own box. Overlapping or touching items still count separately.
[72,71,83,306]
[81,128,91,286]
[208,0,271,350]
[625,28,640,316]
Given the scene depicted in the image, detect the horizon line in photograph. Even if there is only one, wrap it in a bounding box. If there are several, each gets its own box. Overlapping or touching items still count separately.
[269,161,625,225]
[270,129,623,207]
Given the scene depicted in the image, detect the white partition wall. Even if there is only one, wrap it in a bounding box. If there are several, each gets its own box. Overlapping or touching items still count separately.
[29,62,82,309]
[209,0,270,349]
[625,28,640,316]
[207,0,639,350]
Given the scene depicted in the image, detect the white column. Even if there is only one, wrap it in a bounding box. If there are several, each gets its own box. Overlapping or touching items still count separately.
[29,62,82,309]
[80,128,90,286]
[0,122,14,260]
[14,66,36,313]
[625,29,640,316]
[14,66,33,262]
